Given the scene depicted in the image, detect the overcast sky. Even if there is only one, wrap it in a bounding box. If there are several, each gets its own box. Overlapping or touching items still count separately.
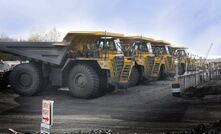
[0,0,221,58]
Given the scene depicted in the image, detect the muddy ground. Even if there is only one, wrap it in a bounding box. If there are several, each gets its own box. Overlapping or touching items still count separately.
[0,79,221,134]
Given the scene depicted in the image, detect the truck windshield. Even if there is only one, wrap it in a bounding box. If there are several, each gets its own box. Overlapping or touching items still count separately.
[152,45,167,55]
[137,42,149,52]
[176,50,187,56]
[96,39,123,53]
[133,42,152,53]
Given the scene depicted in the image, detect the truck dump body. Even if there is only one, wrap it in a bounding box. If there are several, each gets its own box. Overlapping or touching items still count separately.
[0,42,69,65]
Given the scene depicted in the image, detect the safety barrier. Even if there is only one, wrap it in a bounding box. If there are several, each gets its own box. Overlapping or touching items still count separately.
[171,62,221,96]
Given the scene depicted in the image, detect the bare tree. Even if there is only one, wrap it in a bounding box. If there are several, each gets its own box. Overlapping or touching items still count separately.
[45,28,61,42]
[28,33,43,42]
[0,33,16,42]
[28,28,61,42]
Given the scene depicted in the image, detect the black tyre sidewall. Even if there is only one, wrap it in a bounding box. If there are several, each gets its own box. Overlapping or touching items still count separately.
[158,65,166,80]
[129,67,140,87]
[68,64,99,99]
[10,63,42,96]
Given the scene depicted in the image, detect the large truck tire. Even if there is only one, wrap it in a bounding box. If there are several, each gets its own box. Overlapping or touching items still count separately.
[129,67,140,87]
[9,63,42,96]
[68,64,100,99]
[158,65,167,80]
[98,72,115,95]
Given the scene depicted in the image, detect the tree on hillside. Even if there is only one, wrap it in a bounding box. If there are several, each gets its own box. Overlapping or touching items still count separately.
[0,33,16,42]
[28,28,61,42]
[28,33,43,42]
[0,28,61,60]
[45,28,61,42]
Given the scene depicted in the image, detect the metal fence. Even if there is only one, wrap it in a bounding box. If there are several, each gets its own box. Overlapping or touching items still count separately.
[171,62,221,96]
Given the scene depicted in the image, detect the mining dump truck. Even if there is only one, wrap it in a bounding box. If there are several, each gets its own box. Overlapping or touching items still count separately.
[170,46,188,75]
[121,36,167,82]
[0,31,130,99]
[151,40,173,79]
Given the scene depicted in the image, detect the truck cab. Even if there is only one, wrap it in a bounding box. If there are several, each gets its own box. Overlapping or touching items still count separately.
[170,46,188,75]
[151,40,172,79]
[63,32,132,95]
[121,36,164,83]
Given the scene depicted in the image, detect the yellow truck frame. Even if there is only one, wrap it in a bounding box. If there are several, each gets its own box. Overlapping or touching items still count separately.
[121,36,169,83]
[63,31,133,98]
[169,46,188,75]
[151,40,172,79]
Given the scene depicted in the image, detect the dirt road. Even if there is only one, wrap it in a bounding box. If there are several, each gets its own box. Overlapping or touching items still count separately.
[0,80,221,133]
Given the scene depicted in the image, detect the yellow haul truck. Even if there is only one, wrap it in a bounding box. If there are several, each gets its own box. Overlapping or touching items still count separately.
[0,31,132,99]
[151,40,172,79]
[63,31,134,97]
[121,36,167,82]
[169,46,188,75]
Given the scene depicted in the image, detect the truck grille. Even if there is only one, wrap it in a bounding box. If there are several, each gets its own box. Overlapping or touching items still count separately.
[113,56,124,79]
[147,57,154,73]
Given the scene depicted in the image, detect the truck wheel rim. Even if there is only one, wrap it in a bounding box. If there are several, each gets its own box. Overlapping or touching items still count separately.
[74,73,87,88]
[18,73,32,87]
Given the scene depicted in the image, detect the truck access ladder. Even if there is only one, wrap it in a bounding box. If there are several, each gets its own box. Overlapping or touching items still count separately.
[120,62,133,83]
[152,63,161,77]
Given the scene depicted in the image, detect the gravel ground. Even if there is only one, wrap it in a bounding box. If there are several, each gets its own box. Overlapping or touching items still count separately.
[0,79,221,133]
